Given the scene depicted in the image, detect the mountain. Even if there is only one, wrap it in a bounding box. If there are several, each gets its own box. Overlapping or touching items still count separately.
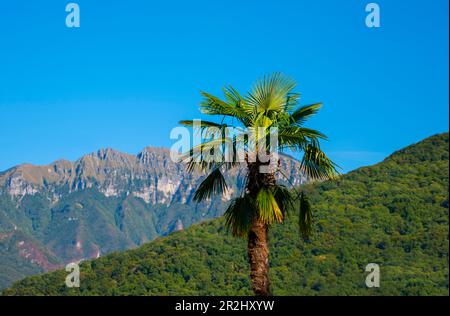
[3,133,448,296]
[0,147,305,289]
[0,229,61,288]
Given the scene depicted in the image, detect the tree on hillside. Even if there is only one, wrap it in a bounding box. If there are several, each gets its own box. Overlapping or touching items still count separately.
[179,73,338,296]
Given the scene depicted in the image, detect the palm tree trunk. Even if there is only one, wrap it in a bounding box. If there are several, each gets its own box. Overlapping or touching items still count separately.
[248,217,271,296]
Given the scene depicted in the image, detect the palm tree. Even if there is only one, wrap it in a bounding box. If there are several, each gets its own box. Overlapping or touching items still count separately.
[179,73,338,296]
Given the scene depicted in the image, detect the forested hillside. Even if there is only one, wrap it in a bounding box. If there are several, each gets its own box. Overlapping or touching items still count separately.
[3,133,448,296]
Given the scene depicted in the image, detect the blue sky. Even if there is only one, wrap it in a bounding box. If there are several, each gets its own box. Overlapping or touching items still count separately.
[0,0,448,172]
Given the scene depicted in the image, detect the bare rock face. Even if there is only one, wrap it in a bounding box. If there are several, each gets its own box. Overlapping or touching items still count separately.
[168,219,184,233]
[0,147,307,206]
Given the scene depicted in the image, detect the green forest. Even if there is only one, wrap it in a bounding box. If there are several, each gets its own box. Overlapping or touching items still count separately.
[2,133,448,296]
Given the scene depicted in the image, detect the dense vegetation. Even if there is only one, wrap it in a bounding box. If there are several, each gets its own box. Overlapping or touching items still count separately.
[3,133,448,296]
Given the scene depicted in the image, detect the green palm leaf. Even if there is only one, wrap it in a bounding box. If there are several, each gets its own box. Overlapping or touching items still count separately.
[272,185,294,215]
[299,192,312,240]
[246,73,297,114]
[200,91,252,126]
[289,103,322,126]
[224,195,256,237]
[193,167,228,202]
[256,187,283,224]
[278,126,327,150]
[301,143,340,180]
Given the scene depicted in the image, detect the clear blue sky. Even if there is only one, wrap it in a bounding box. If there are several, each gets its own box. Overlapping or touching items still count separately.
[0,0,448,172]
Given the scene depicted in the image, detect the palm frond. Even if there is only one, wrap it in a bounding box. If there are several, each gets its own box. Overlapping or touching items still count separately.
[193,167,228,202]
[289,103,322,126]
[180,137,233,172]
[301,143,340,180]
[179,120,227,130]
[222,86,254,119]
[284,92,301,112]
[278,126,327,150]
[200,91,252,126]
[272,185,294,215]
[256,187,283,224]
[246,73,297,114]
[224,194,256,237]
[299,192,312,240]
[179,120,228,141]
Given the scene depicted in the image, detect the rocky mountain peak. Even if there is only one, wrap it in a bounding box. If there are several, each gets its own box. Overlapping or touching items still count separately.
[137,147,172,165]
[0,147,306,205]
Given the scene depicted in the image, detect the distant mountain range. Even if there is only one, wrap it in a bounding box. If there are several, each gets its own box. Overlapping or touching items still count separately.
[3,133,448,296]
[0,147,306,289]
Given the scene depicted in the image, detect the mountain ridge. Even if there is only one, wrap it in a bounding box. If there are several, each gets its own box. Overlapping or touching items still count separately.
[0,146,305,203]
